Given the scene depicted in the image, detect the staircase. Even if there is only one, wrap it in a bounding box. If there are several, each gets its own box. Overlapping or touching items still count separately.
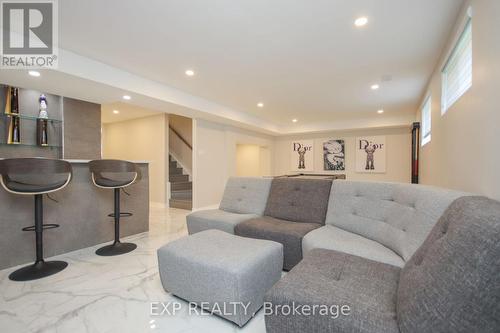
[169,154,192,210]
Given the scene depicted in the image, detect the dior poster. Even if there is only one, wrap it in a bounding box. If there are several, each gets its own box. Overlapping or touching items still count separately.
[290,140,314,172]
[323,139,345,171]
[355,136,386,173]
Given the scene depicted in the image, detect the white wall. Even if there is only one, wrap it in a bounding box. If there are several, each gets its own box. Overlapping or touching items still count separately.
[259,146,272,176]
[416,0,500,201]
[193,119,274,208]
[274,127,412,183]
[193,118,411,208]
[236,144,262,177]
[102,114,169,205]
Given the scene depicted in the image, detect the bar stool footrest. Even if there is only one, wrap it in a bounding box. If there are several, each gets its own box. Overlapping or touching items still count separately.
[107,212,133,218]
[22,224,60,231]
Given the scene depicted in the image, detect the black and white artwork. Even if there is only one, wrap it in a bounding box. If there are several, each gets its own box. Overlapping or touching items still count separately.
[323,139,345,171]
[290,140,314,171]
[355,136,386,173]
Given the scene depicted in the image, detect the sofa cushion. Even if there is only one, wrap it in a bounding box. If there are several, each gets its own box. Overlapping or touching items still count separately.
[219,177,272,215]
[302,225,404,267]
[264,248,401,333]
[397,196,500,333]
[234,216,322,270]
[326,180,465,261]
[264,178,332,224]
[186,209,258,234]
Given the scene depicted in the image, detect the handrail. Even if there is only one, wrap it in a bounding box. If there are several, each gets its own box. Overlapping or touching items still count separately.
[169,125,192,150]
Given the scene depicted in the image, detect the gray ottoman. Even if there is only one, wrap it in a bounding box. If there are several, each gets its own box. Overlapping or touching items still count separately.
[157,229,283,326]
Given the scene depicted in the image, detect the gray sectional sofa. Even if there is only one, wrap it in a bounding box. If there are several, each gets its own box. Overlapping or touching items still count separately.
[303,180,466,267]
[265,196,500,333]
[187,177,464,270]
[187,177,272,234]
[234,178,332,270]
[186,177,500,332]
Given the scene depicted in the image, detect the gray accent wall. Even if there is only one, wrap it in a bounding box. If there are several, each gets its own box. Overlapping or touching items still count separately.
[63,97,101,160]
[0,162,150,269]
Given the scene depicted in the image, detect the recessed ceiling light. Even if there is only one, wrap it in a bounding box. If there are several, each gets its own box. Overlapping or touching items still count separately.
[113,110,120,114]
[122,95,131,100]
[377,109,384,114]
[354,17,368,27]
[28,70,40,77]
[371,84,380,90]
[257,102,264,108]
[292,118,298,123]
[185,69,195,76]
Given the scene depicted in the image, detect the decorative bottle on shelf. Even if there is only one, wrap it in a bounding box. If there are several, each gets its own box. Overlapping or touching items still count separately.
[7,116,21,144]
[5,87,21,144]
[37,94,49,146]
[4,87,20,115]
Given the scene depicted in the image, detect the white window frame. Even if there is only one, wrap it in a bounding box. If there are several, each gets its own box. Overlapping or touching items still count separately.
[421,96,432,146]
[441,16,472,115]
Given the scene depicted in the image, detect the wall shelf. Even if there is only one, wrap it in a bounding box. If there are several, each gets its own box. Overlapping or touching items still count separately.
[1,87,64,156]
[2,113,63,123]
[0,143,62,149]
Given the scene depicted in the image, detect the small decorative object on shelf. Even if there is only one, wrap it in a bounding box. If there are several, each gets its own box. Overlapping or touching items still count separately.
[37,94,49,146]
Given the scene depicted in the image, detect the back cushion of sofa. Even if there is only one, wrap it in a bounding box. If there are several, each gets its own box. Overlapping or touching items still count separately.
[397,196,500,333]
[219,177,272,215]
[326,180,465,261]
[264,178,332,224]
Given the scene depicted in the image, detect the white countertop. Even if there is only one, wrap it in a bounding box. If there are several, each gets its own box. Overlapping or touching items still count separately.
[0,158,149,164]
[65,159,149,164]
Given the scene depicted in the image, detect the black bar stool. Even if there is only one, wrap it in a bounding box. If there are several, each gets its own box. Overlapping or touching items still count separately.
[89,159,140,256]
[0,158,72,281]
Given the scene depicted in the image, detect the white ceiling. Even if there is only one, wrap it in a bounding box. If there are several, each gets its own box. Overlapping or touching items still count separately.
[58,0,463,127]
[101,102,161,124]
[0,0,464,135]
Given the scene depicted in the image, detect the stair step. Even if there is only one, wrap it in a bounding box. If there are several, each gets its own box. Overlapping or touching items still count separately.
[169,199,192,210]
[171,190,192,200]
[170,174,189,182]
[169,162,178,169]
[169,167,183,175]
[171,181,192,191]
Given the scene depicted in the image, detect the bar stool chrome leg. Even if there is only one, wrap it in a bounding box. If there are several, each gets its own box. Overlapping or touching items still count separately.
[95,188,137,256]
[9,195,68,281]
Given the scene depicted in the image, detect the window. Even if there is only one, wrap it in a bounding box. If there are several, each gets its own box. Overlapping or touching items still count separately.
[441,18,472,114]
[421,96,431,146]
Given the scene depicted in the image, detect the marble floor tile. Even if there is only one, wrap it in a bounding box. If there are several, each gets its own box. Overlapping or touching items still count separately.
[0,207,267,333]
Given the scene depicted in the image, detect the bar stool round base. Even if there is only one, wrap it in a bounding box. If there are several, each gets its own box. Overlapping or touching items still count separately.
[95,242,137,256]
[9,260,68,281]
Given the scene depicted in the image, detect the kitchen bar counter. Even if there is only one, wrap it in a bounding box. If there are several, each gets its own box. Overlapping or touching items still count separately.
[0,160,149,270]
